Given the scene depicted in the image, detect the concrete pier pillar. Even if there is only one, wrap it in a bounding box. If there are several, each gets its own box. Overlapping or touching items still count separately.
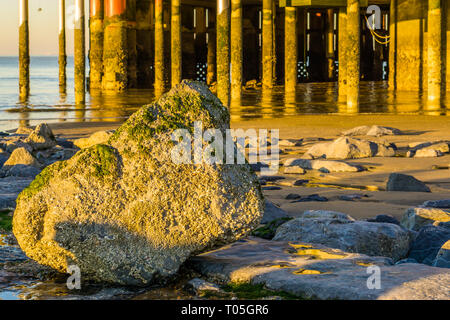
[171,0,182,87]
[19,0,29,100]
[207,8,216,86]
[103,0,128,91]
[262,0,274,89]
[326,9,335,80]
[136,0,152,88]
[338,7,347,100]
[59,0,67,90]
[154,0,165,94]
[284,6,297,93]
[217,0,230,107]
[231,0,243,102]
[89,0,104,90]
[388,0,397,90]
[207,26,216,86]
[346,0,360,112]
[427,0,444,110]
[127,0,137,88]
[74,0,86,104]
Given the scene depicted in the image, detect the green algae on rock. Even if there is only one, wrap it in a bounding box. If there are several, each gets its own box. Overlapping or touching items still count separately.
[13,81,264,286]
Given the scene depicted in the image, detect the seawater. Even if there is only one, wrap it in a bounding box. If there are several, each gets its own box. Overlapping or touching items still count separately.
[0,56,448,131]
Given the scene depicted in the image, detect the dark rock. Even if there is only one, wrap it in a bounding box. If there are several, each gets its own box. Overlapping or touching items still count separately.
[422,199,450,209]
[366,215,400,226]
[292,179,309,186]
[262,186,282,191]
[408,225,450,265]
[386,173,430,192]
[339,194,366,201]
[261,200,289,224]
[291,194,328,203]
[250,162,269,172]
[285,193,301,200]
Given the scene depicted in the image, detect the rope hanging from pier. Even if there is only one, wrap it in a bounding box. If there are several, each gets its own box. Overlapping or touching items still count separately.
[365,16,390,45]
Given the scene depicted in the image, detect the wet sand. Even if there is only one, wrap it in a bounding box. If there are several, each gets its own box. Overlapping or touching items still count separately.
[27,114,450,221]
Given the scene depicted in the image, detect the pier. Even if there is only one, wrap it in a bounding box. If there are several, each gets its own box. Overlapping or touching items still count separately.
[17,0,449,111]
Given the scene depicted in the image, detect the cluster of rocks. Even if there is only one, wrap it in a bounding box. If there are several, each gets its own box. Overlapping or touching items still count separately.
[0,124,80,210]
[258,198,450,269]
[184,199,450,300]
[406,141,450,158]
[0,124,74,179]
[304,137,396,160]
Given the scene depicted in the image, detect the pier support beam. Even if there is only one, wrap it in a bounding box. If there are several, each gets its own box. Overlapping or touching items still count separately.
[154,0,165,94]
[338,7,347,100]
[427,0,444,110]
[326,9,335,81]
[136,0,152,88]
[89,0,104,90]
[231,0,243,102]
[346,0,360,111]
[262,0,274,89]
[127,0,137,88]
[59,0,67,90]
[207,29,216,86]
[103,0,128,91]
[284,6,297,93]
[171,0,182,87]
[74,0,86,104]
[19,0,30,100]
[217,0,230,107]
[207,9,216,86]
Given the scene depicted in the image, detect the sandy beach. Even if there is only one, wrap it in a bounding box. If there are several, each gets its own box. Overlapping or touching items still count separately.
[30,114,450,222]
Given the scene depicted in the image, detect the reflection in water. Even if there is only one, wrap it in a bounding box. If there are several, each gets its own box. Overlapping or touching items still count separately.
[1,81,449,131]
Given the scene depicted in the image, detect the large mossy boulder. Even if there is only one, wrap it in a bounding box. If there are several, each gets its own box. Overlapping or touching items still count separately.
[13,81,264,285]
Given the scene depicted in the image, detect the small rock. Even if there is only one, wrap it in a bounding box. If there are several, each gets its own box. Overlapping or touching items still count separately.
[73,130,115,149]
[261,200,289,224]
[408,225,450,265]
[300,210,354,221]
[414,149,443,158]
[342,125,401,137]
[291,194,328,203]
[366,125,402,137]
[401,207,450,231]
[366,214,400,225]
[278,139,303,147]
[250,162,269,172]
[292,179,308,186]
[433,240,450,268]
[285,193,301,200]
[283,166,306,174]
[339,194,366,201]
[185,278,221,295]
[386,173,430,193]
[284,158,362,172]
[0,147,42,178]
[262,186,282,191]
[3,147,40,168]
[259,175,285,182]
[422,199,450,209]
[24,123,57,150]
